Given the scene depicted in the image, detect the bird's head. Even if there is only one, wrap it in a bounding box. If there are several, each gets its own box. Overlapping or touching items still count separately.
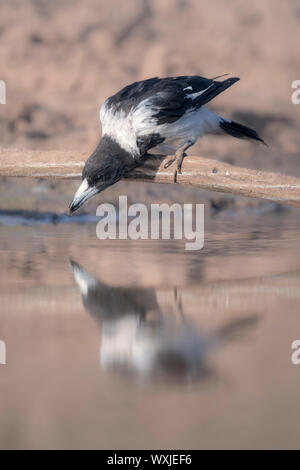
[69,136,133,214]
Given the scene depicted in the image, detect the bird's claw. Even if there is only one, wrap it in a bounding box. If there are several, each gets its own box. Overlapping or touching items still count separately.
[177,162,183,174]
[163,155,184,182]
[164,157,175,169]
[173,164,183,183]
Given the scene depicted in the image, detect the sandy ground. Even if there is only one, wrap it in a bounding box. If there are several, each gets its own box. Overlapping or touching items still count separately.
[0,0,299,212]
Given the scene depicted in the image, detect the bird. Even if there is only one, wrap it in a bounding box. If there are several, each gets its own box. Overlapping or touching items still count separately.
[69,74,266,214]
[70,259,260,382]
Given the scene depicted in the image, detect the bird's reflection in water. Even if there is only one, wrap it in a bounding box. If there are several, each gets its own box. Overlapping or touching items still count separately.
[70,260,259,384]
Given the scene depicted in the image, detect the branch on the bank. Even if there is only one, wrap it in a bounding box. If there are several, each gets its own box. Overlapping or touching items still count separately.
[1,148,300,208]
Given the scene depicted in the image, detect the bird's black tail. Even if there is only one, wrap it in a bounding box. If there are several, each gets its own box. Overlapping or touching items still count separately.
[219,119,267,146]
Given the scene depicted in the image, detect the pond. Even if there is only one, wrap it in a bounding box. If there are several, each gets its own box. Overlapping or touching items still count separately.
[0,209,300,449]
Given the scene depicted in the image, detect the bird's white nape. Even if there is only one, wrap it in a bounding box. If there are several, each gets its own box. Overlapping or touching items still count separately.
[100,101,139,155]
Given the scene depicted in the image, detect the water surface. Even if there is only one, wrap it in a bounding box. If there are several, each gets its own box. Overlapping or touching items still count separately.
[0,210,300,449]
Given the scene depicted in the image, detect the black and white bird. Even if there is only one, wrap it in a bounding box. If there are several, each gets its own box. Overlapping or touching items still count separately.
[70,259,259,381]
[69,74,266,213]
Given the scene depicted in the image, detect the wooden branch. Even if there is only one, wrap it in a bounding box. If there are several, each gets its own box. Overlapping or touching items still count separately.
[1,148,300,208]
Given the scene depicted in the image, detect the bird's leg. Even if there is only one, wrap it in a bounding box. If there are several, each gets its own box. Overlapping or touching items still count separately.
[164,141,194,182]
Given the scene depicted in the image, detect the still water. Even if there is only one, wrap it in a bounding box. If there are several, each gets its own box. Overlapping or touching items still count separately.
[0,209,300,449]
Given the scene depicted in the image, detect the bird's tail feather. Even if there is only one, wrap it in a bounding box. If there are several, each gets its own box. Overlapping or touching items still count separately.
[219,119,267,146]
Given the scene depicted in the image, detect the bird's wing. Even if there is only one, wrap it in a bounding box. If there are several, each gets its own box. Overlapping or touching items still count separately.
[132,77,211,127]
[101,76,239,125]
[185,76,240,109]
[132,76,240,126]
[100,76,239,154]
[101,78,161,119]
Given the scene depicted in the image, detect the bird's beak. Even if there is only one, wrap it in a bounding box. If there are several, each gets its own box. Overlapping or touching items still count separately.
[69,178,98,215]
[69,258,98,294]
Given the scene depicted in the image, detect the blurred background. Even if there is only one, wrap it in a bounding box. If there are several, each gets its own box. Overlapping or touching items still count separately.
[0,0,299,212]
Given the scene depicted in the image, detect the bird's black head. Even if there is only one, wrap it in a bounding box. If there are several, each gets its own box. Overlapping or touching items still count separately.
[69,136,134,214]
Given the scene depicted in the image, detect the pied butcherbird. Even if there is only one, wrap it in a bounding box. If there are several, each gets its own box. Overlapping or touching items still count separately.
[69,75,265,214]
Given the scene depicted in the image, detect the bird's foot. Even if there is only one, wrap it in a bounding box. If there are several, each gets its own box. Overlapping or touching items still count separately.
[164,150,186,183]
[163,155,176,169]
